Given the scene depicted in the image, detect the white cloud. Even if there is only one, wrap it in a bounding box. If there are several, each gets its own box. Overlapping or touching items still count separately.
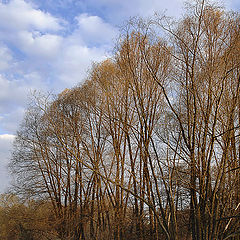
[52,14,118,87]
[0,0,63,61]
[0,45,13,71]
[76,13,118,45]
[0,1,117,88]
[54,44,108,87]
[17,31,63,59]
[0,0,62,31]
[0,134,15,142]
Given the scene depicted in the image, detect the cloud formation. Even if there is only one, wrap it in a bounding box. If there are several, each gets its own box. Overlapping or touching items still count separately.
[0,0,61,31]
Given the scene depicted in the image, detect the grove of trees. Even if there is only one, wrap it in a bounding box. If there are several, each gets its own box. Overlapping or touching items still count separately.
[2,0,239,239]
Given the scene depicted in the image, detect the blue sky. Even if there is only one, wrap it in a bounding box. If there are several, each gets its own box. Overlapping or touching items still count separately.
[0,0,239,193]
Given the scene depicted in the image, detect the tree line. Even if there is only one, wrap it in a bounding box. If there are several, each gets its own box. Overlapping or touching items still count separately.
[2,1,240,239]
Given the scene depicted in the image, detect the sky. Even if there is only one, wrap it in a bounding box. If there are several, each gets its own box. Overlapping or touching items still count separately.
[0,0,239,193]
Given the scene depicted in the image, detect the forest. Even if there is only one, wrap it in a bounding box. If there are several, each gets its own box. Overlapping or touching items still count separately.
[0,0,239,239]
